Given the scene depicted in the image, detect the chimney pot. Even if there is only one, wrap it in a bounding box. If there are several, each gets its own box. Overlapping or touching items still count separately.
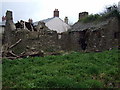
[64,17,68,24]
[54,9,59,17]
[6,10,13,21]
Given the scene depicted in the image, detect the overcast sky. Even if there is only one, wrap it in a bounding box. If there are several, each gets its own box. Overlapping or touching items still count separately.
[1,0,120,24]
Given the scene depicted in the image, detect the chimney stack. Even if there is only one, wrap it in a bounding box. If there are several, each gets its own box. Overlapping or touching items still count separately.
[5,10,16,30]
[6,10,13,21]
[28,18,33,23]
[54,9,59,17]
[79,12,88,20]
[64,17,68,24]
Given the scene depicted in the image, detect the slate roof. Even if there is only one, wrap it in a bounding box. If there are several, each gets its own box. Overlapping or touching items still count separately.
[33,17,71,33]
[70,20,109,32]
[34,17,54,25]
[41,17,54,23]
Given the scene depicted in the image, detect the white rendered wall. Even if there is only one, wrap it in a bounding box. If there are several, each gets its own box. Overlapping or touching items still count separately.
[45,17,71,33]
[118,1,120,12]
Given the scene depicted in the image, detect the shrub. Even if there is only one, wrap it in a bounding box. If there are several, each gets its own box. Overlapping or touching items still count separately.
[104,10,120,19]
[79,5,120,23]
[79,14,102,23]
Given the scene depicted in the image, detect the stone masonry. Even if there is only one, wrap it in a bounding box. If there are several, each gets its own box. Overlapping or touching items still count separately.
[2,10,120,56]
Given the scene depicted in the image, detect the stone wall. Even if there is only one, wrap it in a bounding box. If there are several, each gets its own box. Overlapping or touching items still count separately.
[87,17,119,51]
[68,17,120,52]
[59,32,71,51]
[2,11,120,55]
[3,11,62,55]
[3,29,60,55]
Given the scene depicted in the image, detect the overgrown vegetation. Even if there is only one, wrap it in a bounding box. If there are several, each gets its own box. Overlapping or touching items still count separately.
[2,49,120,88]
[79,5,120,23]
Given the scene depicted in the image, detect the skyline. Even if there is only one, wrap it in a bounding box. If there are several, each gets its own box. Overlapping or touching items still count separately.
[1,0,120,24]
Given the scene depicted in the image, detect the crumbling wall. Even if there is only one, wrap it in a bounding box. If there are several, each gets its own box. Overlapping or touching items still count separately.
[68,17,120,52]
[3,29,60,55]
[68,31,81,51]
[86,17,119,51]
[3,11,61,56]
[59,32,71,51]
[26,31,59,52]
[4,11,16,46]
[3,11,120,56]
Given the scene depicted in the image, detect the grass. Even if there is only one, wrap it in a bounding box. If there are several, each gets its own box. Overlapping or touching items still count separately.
[2,49,120,88]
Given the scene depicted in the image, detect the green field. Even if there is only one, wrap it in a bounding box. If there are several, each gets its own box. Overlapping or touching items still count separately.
[2,49,120,88]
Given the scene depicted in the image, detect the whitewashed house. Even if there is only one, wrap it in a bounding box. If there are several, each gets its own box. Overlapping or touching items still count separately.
[34,9,71,33]
[118,1,120,12]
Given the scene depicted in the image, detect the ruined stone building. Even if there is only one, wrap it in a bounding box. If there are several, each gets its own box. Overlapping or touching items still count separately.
[65,12,120,52]
[2,9,120,57]
[2,10,61,56]
[34,9,71,33]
